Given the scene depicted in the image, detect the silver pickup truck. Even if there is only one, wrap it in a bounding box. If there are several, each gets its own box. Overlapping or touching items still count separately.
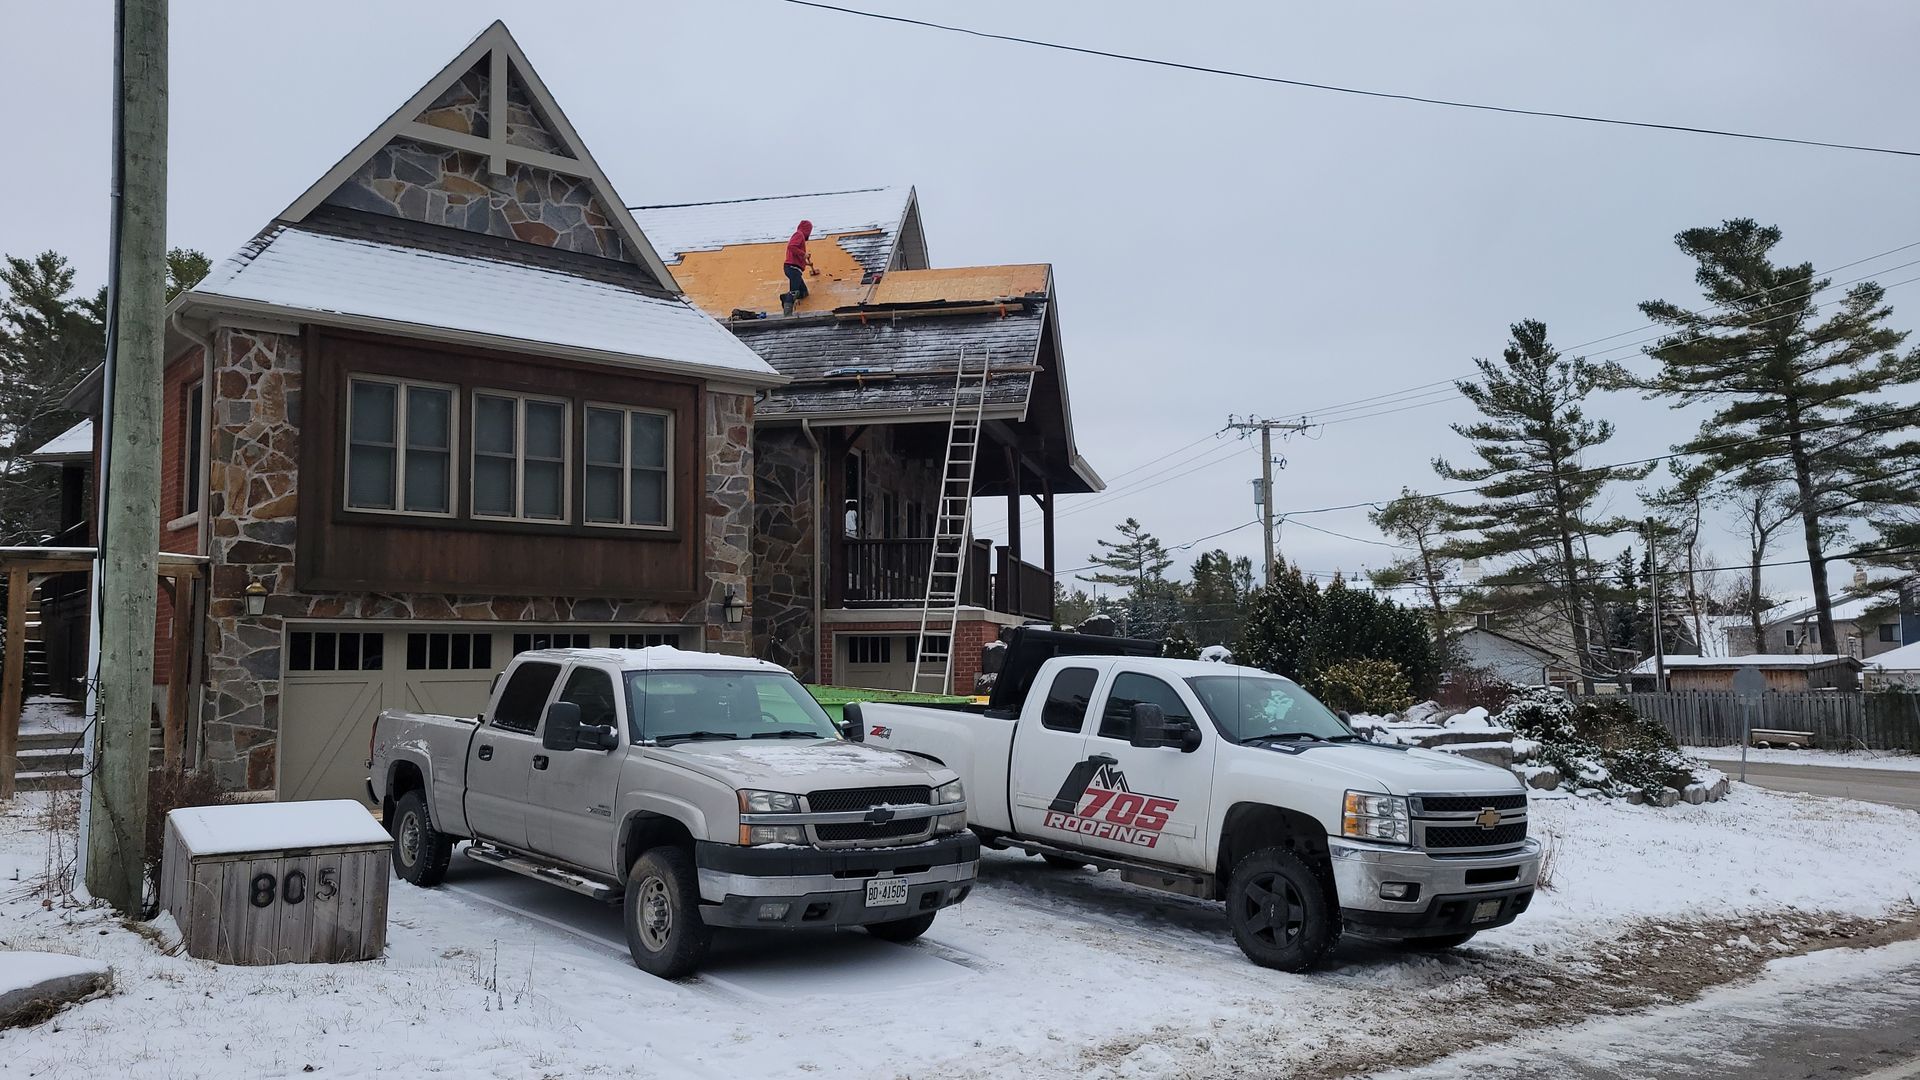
[367,647,979,977]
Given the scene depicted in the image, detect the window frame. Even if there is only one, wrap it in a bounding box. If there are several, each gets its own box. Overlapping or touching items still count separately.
[182,379,205,517]
[581,401,675,531]
[1096,672,1197,743]
[490,660,564,734]
[1039,666,1100,734]
[471,389,573,525]
[342,374,459,519]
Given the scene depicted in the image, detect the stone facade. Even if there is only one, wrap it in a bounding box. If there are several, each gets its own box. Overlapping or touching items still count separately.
[196,326,755,793]
[753,427,818,678]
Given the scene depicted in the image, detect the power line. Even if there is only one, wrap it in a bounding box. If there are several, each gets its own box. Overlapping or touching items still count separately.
[780,1,1920,159]
[1363,543,1920,595]
[1283,517,1408,550]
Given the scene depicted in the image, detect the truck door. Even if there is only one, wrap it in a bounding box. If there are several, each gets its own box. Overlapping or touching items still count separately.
[465,660,562,850]
[1060,672,1216,868]
[1008,665,1105,840]
[532,663,626,871]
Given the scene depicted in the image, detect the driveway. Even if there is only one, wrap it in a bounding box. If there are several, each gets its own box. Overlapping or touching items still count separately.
[1726,762,1920,811]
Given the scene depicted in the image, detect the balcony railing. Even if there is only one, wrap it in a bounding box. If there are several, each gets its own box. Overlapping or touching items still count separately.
[841,538,992,609]
[994,546,1054,622]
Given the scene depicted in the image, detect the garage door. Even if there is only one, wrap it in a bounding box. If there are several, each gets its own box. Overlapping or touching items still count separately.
[278,625,691,804]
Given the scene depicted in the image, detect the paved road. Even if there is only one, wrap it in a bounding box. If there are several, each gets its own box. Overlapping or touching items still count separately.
[1716,761,1920,811]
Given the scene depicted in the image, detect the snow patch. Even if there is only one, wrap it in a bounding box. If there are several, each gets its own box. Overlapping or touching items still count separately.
[168,799,390,855]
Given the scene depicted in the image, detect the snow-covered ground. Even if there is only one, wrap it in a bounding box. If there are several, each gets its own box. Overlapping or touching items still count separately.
[1690,745,1920,772]
[3,782,1918,1079]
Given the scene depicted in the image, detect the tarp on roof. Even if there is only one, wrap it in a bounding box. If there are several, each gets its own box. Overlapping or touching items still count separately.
[632,187,910,262]
[25,419,93,463]
[188,226,780,382]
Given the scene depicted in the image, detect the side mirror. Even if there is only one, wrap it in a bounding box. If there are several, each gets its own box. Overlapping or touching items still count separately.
[580,723,620,752]
[541,701,583,751]
[841,703,867,742]
[1129,702,1202,752]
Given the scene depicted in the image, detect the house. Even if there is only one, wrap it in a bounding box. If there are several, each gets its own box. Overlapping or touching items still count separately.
[630,189,1101,693]
[26,23,782,800]
[1629,654,1865,692]
[1736,575,1905,659]
[1865,640,1920,690]
[1445,626,1578,689]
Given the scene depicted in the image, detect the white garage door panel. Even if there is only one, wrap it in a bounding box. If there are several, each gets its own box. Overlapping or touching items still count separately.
[280,677,384,804]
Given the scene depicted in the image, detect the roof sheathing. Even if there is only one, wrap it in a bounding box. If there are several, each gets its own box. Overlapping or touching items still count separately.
[631,187,913,264]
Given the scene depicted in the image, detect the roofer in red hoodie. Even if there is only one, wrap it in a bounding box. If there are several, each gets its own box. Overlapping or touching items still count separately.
[779,219,815,315]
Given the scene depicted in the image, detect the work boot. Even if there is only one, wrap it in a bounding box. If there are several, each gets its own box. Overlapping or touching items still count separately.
[780,293,795,316]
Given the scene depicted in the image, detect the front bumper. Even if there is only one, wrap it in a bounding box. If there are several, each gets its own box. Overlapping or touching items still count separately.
[693,832,980,929]
[1330,837,1540,938]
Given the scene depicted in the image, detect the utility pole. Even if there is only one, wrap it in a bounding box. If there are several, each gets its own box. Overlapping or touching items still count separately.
[1646,517,1666,692]
[1227,416,1310,585]
[85,0,167,913]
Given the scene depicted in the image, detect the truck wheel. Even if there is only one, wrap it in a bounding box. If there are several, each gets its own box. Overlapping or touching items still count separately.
[623,847,712,979]
[1225,847,1339,972]
[1396,931,1476,951]
[1040,854,1090,871]
[391,790,452,887]
[866,912,936,942]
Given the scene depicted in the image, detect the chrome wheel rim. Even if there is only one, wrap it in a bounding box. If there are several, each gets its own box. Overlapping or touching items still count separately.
[398,811,422,866]
[637,876,673,952]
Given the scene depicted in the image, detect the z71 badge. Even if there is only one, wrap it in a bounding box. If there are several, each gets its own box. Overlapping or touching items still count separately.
[868,725,892,740]
[1042,757,1178,849]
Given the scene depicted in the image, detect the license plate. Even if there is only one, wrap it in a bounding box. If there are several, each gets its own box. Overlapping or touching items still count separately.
[865,877,909,907]
[1471,899,1502,923]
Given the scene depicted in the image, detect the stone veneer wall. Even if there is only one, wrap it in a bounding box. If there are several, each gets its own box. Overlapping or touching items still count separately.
[753,427,818,678]
[198,327,754,793]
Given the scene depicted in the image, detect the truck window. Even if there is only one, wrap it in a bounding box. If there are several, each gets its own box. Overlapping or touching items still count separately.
[1040,667,1099,733]
[492,661,562,733]
[1097,673,1194,741]
[558,666,618,729]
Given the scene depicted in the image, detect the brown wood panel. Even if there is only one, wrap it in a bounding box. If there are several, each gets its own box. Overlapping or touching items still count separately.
[1,566,25,799]
[297,329,708,601]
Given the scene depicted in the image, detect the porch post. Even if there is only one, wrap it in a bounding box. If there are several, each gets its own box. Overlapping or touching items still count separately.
[1004,444,1022,614]
[0,566,25,799]
[1040,480,1056,620]
[824,427,845,608]
[164,572,196,770]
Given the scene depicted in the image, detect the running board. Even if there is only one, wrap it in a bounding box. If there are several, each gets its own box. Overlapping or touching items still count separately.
[994,835,1214,895]
[464,843,618,902]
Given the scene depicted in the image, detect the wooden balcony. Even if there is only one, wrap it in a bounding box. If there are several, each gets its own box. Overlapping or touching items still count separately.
[839,538,992,609]
[993,546,1054,622]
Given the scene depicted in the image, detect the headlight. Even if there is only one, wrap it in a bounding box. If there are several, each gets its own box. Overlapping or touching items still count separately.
[743,824,808,846]
[934,779,966,833]
[739,789,800,814]
[1342,790,1410,845]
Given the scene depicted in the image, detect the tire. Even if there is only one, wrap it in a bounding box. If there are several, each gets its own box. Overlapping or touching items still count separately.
[1040,854,1090,871]
[865,912,937,942]
[623,847,713,978]
[1395,931,1476,952]
[1224,847,1340,972]
[390,790,452,887]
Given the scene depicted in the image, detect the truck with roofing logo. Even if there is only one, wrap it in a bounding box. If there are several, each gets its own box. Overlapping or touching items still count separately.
[846,627,1541,970]
[368,647,978,977]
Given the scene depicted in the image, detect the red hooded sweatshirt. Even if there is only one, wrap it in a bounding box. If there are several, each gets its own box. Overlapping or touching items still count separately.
[784,220,813,268]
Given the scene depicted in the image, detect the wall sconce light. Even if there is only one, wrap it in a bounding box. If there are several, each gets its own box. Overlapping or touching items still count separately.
[722,586,744,625]
[244,580,267,617]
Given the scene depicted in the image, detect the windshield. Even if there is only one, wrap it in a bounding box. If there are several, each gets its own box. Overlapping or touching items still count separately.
[624,670,841,744]
[1185,674,1357,744]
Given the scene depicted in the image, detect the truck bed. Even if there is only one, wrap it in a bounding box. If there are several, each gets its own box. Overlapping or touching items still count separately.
[371,709,480,839]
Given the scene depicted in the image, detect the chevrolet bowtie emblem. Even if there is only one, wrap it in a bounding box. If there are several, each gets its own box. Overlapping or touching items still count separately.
[866,807,896,824]
[1475,807,1502,829]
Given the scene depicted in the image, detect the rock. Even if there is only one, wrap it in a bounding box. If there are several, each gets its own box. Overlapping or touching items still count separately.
[1440,743,1514,768]
[0,952,111,1028]
[1525,766,1563,791]
[1710,777,1731,801]
[1682,783,1708,805]
[1625,789,1647,805]
[1653,787,1681,808]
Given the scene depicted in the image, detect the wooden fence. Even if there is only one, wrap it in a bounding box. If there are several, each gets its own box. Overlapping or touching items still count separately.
[1583,691,1920,752]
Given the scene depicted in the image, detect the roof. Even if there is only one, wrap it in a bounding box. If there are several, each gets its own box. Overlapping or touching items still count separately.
[1631,653,1866,674]
[24,419,93,463]
[1868,641,1920,672]
[186,227,781,385]
[516,645,786,672]
[169,800,390,855]
[1447,625,1567,664]
[867,265,1050,306]
[632,187,913,263]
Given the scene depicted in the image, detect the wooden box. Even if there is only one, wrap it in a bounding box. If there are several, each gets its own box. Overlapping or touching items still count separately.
[159,800,393,965]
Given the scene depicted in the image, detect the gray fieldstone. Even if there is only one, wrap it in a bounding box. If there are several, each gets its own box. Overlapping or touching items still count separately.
[0,953,111,1027]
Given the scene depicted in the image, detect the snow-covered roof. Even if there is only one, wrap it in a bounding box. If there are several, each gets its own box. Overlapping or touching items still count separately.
[632,187,911,262]
[1631,653,1862,674]
[1781,594,1891,625]
[188,227,782,384]
[24,419,93,463]
[169,799,391,855]
[1868,641,1920,672]
[517,645,789,672]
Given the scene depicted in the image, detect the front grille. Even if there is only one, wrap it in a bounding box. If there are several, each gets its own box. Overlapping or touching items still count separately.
[807,786,932,813]
[816,819,930,843]
[1414,793,1528,813]
[1423,822,1529,849]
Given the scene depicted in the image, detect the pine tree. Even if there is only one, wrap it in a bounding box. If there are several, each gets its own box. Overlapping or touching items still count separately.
[1365,488,1458,653]
[1186,548,1254,649]
[1239,562,1321,682]
[1053,581,1095,630]
[1085,518,1180,640]
[0,252,105,542]
[1434,320,1653,692]
[1614,219,1920,654]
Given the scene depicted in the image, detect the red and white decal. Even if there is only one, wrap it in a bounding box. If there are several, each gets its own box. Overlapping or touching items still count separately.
[1042,762,1178,849]
[869,725,892,739]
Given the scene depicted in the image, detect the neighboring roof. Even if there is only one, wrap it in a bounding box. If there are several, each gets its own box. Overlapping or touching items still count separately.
[1631,653,1866,674]
[632,187,914,263]
[1781,593,1895,625]
[1869,641,1920,671]
[24,419,93,463]
[1448,625,1565,664]
[186,227,780,384]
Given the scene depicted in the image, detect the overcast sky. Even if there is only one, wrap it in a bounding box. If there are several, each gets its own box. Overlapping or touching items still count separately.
[7,1,1919,610]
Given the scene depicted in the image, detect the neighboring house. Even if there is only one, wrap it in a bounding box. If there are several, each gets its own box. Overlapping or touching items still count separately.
[1629,654,1865,692]
[631,189,1102,694]
[1738,576,1905,659]
[36,23,782,800]
[1865,640,1920,690]
[1445,626,1577,689]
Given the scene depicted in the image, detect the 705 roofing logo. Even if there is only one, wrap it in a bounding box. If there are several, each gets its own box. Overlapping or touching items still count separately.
[1042,757,1178,849]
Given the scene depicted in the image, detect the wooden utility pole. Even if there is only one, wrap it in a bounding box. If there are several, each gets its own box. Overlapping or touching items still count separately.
[1227,417,1310,585]
[86,0,167,914]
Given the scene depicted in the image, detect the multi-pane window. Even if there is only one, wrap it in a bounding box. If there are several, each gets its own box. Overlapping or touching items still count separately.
[183,381,204,516]
[346,378,454,515]
[916,634,950,664]
[512,631,592,655]
[405,632,494,671]
[474,392,569,521]
[584,405,671,528]
[609,632,682,649]
[845,635,891,665]
[287,630,383,672]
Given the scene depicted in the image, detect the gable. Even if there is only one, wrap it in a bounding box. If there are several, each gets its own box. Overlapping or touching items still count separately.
[277,21,676,289]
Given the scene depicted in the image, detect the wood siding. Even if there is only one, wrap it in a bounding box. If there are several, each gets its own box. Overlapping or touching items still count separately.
[296,330,706,601]
[1589,691,1920,752]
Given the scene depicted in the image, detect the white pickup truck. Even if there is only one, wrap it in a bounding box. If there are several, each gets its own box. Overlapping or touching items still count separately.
[367,647,979,977]
[849,628,1540,971]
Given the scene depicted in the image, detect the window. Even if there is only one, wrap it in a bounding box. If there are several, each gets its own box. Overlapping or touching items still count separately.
[288,630,383,672]
[492,661,562,733]
[609,632,682,649]
[845,635,891,665]
[512,631,592,655]
[558,666,619,730]
[1041,667,1099,733]
[916,634,950,663]
[473,392,568,522]
[405,632,494,671]
[182,381,204,516]
[1881,623,1899,644]
[584,405,671,528]
[1098,673,1194,742]
[346,377,454,515]
[843,450,864,537]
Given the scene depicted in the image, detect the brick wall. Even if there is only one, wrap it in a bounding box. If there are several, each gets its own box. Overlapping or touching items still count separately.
[152,347,206,685]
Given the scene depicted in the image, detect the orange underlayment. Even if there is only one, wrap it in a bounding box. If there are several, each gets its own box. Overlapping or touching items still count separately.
[668,236,1050,320]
